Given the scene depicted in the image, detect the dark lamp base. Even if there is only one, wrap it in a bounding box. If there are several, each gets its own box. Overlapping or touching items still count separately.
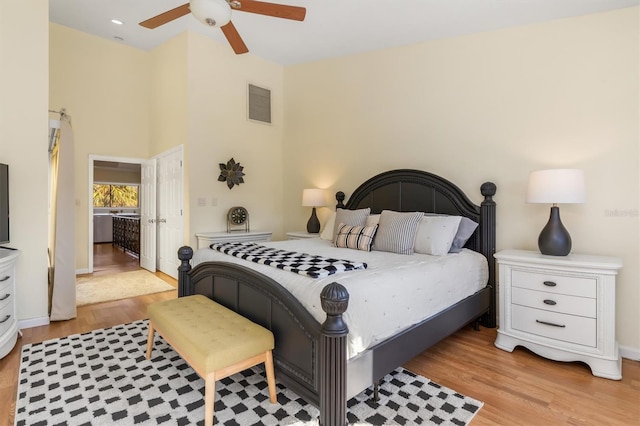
[306,207,320,234]
[538,206,572,256]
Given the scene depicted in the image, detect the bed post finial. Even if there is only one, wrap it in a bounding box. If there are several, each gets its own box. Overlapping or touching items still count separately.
[480,182,497,328]
[177,246,194,297]
[335,191,345,209]
[320,282,349,426]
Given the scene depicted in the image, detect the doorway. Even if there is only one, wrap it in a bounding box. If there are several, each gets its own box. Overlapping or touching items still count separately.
[87,147,184,278]
[92,159,142,273]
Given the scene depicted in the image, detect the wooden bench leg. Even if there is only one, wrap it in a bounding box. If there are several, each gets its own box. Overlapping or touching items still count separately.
[205,371,216,426]
[146,322,155,360]
[265,350,277,404]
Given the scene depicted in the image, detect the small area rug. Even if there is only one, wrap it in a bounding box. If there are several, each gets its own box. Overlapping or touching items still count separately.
[76,270,175,306]
[15,320,483,426]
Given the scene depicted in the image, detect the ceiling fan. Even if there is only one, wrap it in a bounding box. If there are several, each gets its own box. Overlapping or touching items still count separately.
[139,0,306,55]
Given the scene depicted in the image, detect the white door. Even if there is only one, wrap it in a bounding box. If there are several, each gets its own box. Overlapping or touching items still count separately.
[156,148,183,279]
[140,159,157,272]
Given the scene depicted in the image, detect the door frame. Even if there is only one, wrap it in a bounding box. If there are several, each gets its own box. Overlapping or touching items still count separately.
[87,154,146,274]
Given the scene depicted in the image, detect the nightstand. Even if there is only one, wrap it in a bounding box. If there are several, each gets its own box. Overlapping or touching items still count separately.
[286,231,320,240]
[195,231,272,249]
[494,249,623,380]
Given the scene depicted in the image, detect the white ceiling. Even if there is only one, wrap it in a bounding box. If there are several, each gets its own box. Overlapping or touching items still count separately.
[49,0,638,65]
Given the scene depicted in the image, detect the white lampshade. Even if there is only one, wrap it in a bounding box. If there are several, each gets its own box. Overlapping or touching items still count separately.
[302,189,326,207]
[190,0,231,28]
[526,169,586,204]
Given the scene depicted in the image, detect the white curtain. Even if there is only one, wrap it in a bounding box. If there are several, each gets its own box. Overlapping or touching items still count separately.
[49,117,76,321]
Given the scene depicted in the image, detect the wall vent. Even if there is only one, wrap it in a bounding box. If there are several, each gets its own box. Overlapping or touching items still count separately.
[248,84,271,124]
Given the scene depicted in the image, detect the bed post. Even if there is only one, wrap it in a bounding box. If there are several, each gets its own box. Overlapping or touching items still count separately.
[480,182,497,328]
[177,246,194,297]
[319,282,349,426]
[335,191,346,209]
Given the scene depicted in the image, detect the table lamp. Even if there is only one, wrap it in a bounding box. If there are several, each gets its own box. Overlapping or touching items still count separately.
[526,169,585,256]
[302,189,326,234]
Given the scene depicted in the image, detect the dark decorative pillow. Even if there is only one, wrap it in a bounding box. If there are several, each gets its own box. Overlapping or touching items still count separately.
[372,210,424,255]
[335,223,378,251]
[332,208,371,243]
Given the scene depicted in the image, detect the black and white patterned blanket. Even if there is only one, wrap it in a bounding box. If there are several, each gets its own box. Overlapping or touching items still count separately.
[210,241,367,278]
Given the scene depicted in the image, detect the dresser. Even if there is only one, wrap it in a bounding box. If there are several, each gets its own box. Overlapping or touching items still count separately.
[195,231,272,249]
[494,249,623,379]
[0,248,20,359]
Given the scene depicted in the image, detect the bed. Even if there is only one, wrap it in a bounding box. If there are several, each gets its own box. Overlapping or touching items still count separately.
[177,169,497,425]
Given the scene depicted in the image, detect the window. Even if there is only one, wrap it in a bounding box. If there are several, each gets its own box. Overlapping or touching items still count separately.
[93,183,139,208]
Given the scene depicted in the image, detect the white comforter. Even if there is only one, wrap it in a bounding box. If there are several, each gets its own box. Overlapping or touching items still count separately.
[192,238,488,358]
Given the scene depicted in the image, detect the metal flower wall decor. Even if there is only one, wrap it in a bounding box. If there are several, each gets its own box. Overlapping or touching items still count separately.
[218,158,245,189]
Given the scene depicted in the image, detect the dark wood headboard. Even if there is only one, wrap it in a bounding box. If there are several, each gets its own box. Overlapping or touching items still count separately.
[335,169,497,327]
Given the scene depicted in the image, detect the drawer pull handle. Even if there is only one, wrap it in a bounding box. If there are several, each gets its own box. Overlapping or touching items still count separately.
[0,276,9,282]
[536,319,565,328]
[543,281,556,287]
[0,293,9,301]
[543,299,556,306]
[0,314,10,324]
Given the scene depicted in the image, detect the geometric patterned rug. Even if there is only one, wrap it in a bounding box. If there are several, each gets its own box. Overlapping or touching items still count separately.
[15,320,483,425]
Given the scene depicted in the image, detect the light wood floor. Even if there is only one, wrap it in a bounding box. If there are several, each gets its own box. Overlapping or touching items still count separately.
[1,249,638,425]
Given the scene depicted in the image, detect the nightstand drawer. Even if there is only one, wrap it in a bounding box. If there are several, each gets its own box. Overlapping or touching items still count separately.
[512,270,596,298]
[511,304,596,347]
[512,287,596,318]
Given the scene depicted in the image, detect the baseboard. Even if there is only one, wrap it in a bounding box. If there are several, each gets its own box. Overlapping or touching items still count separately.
[76,268,89,275]
[620,345,640,361]
[19,316,50,330]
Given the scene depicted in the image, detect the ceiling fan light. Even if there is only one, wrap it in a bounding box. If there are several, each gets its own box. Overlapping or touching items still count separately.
[190,0,231,28]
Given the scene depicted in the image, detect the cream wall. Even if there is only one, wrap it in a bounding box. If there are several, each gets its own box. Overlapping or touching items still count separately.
[0,1,50,324]
[149,33,189,158]
[283,8,639,353]
[50,24,151,271]
[186,32,285,244]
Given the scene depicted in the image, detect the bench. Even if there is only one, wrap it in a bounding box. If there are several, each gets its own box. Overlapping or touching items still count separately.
[146,295,277,426]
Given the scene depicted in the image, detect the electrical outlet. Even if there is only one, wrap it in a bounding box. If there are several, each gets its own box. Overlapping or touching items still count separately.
[197,197,206,207]
[211,197,218,207]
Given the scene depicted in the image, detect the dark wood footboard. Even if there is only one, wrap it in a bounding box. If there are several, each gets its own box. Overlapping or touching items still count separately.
[178,247,350,424]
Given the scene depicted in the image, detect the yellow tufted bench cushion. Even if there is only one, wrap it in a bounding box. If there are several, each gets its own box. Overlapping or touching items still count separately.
[146,295,276,426]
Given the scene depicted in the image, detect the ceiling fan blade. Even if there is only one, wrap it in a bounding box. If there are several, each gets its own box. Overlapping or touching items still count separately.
[139,3,190,29]
[231,0,306,21]
[221,22,249,54]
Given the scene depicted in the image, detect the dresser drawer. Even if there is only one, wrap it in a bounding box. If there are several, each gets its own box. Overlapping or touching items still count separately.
[0,301,15,337]
[511,304,596,347]
[512,287,596,318]
[0,284,12,311]
[512,270,596,298]
[0,265,13,286]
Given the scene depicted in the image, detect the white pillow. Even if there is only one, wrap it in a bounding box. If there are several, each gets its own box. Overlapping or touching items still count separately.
[320,212,336,240]
[414,215,462,256]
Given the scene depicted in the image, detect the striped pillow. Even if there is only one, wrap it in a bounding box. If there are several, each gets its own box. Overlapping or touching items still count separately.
[332,208,371,243]
[372,210,424,255]
[335,223,378,251]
